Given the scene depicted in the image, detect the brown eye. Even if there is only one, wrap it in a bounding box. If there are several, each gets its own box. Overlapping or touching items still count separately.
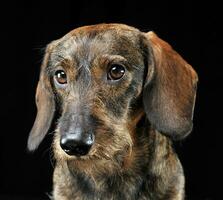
[108,64,125,80]
[54,70,67,85]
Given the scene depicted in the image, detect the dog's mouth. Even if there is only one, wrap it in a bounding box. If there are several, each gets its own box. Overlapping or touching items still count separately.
[70,147,113,161]
[55,134,134,176]
[65,143,132,169]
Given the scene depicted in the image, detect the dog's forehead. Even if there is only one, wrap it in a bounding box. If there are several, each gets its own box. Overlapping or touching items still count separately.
[51,24,143,65]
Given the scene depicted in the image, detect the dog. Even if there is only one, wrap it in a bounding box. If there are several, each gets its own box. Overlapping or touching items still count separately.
[27,24,198,200]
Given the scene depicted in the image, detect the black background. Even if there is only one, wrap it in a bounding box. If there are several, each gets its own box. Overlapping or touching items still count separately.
[0,0,222,199]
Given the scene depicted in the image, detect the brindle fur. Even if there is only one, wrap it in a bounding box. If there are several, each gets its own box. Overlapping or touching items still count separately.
[28,24,198,200]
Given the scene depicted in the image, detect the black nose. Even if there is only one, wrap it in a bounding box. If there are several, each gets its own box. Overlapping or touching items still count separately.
[60,133,94,156]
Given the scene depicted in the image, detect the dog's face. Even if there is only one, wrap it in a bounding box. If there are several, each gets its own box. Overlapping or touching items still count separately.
[28,24,198,173]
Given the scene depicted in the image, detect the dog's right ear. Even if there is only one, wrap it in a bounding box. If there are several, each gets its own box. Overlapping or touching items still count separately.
[27,43,56,151]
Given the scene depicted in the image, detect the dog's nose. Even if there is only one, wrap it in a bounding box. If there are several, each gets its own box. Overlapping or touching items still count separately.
[60,132,94,156]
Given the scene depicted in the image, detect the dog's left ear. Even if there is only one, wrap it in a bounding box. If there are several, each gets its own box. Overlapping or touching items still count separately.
[143,32,198,140]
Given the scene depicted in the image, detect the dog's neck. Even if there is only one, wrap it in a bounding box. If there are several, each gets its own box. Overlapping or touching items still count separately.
[55,143,152,199]
[65,164,151,199]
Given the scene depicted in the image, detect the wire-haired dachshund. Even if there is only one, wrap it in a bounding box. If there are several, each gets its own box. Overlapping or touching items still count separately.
[28,24,198,200]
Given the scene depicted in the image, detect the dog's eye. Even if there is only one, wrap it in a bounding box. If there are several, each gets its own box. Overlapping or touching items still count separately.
[108,64,125,80]
[54,70,67,85]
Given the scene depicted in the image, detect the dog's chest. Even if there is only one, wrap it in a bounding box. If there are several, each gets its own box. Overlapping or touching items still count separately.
[53,166,152,200]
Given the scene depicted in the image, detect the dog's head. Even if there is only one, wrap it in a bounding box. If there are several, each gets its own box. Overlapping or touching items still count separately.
[28,24,197,170]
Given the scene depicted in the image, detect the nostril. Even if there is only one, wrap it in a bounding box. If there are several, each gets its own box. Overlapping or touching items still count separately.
[73,145,92,156]
[60,138,74,154]
[60,139,72,153]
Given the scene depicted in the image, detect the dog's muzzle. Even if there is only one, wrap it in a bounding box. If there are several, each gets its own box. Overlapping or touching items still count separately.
[60,129,94,157]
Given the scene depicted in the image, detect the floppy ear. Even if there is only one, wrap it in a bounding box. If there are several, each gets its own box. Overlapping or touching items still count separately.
[27,44,55,151]
[143,32,198,140]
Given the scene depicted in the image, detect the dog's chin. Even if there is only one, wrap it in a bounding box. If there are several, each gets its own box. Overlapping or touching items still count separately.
[66,154,123,177]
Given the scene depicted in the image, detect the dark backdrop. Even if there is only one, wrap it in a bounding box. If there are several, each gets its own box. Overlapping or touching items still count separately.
[0,0,222,199]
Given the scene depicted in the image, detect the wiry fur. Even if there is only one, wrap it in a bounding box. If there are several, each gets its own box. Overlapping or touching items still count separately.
[28,24,198,200]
